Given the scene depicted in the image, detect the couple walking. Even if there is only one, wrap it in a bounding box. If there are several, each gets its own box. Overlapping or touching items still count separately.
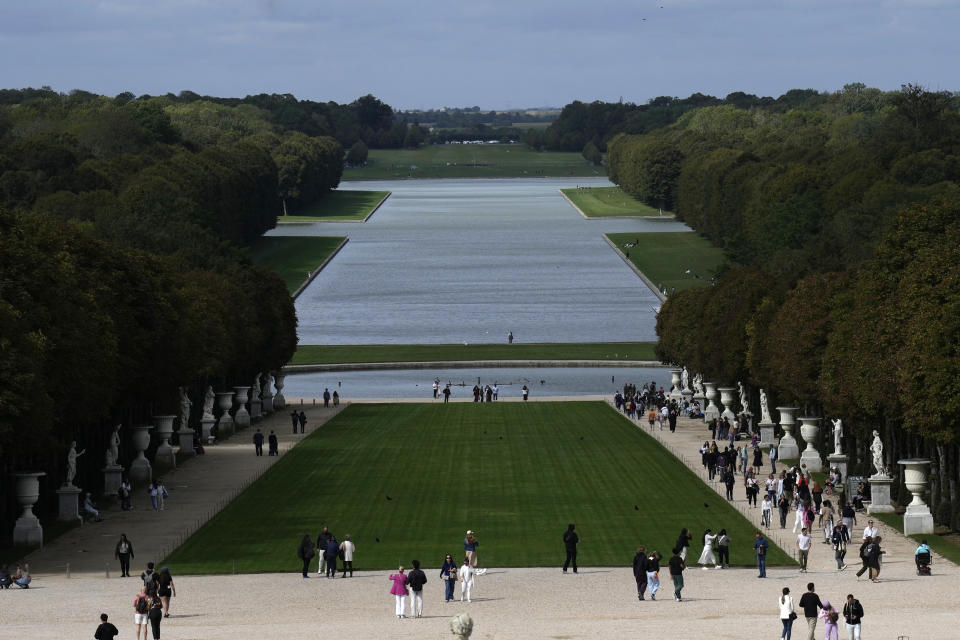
[632,546,686,602]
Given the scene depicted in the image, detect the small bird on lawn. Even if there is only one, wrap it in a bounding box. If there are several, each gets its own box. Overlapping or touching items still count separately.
[386,495,392,501]
[634,505,639,511]
[703,502,710,508]
[375,537,380,542]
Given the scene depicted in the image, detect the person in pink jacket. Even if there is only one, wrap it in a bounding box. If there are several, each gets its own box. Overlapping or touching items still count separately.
[818,599,840,640]
[388,566,409,619]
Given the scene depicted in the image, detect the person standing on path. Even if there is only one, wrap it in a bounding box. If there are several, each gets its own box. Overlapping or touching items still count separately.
[94,613,119,640]
[297,535,314,578]
[779,587,796,640]
[521,384,529,401]
[133,586,150,640]
[323,388,331,408]
[407,560,427,618]
[562,524,579,573]
[754,531,769,578]
[632,546,648,600]
[697,529,718,569]
[797,527,812,572]
[324,534,339,578]
[317,526,333,575]
[843,594,864,640]
[645,550,661,600]
[458,558,475,603]
[676,528,692,561]
[463,530,479,567]
[388,566,409,618]
[440,554,457,602]
[861,520,878,543]
[290,411,299,434]
[668,548,686,601]
[298,410,306,434]
[762,494,774,528]
[339,534,355,577]
[716,529,730,569]
[832,521,850,570]
[268,430,278,456]
[253,429,264,456]
[432,379,439,399]
[157,567,175,618]
[508,331,513,344]
[115,534,134,577]
[770,444,778,473]
[798,582,824,640]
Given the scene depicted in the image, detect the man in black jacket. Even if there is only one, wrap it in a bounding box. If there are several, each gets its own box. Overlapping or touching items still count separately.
[562,524,579,573]
[798,582,824,640]
[316,526,332,576]
[407,560,428,618]
[94,613,119,640]
[842,593,864,639]
[632,546,648,600]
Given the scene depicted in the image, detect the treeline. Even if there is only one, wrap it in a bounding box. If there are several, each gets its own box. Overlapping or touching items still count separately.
[607,83,960,527]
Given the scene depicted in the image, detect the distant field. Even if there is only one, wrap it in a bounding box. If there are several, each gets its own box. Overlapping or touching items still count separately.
[607,232,725,293]
[562,186,666,217]
[343,144,604,180]
[291,342,659,365]
[280,190,390,221]
[248,236,346,294]
[164,402,794,573]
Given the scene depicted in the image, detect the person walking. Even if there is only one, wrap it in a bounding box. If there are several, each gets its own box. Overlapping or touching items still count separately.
[779,587,796,640]
[323,388,331,408]
[155,479,166,511]
[298,410,306,434]
[770,444,778,473]
[867,536,882,582]
[94,613,119,640]
[149,482,159,511]
[253,429,264,456]
[115,534,135,577]
[147,593,163,639]
[268,430,278,456]
[297,534,314,578]
[676,528,692,561]
[697,529,718,569]
[716,529,730,569]
[443,385,451,402]
[798,582,824,640]
[440,554,457,602]
[521,384,529,401]
[842,594,864,640]
[324,534,339,578]
[645,549,661,600]
[754,531,769,578]
[140,563,158,596]
[407,560,427,618]
[119,478,133,511]
[855,537,872,579]
[762,494,774,528]
[133,586,150,640]
[388,566,409,618]
[458,557,475,603]
[778,493,791,529]
[797,527,812,572]
[562,524,579,573]
[819,600,840,640]
[339,534,355,577]
[290,410,299,434]
[632,546,648,600]
[668,547,686,601]
[832,521,850,570]
[463,530,479,567]
[157,567,175,618]
[317,526,332,575]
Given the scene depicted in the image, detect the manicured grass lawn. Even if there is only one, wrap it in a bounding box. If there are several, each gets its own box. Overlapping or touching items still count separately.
[280,190,390,221]
[164,402,793,573]
[606,232,726,293]
[291,342,658,365]
[248,236,346,294]
[562,186,666,217]
[343,144,604,180]
[874,512,960,566]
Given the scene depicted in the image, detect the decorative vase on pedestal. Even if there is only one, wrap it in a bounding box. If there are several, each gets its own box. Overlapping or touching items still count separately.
[717,387,737,421]
[233,386,251,428]
[129,425,154,486]
[703,382,720,422]
[798,417,823,472]
[898,459,934,534]
[12,472,46,546]
[668,369,683,401]
[776,407,800,460]
[153,415,177,469]
[273,374,286,410]
[216,391,235,438]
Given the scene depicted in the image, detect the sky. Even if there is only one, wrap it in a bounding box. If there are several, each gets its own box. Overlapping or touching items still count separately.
[1,0,956,110]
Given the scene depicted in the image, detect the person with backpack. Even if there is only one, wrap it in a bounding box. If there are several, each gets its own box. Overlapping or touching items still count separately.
[562,524,579,573]
[140,563,158,596]
[323,534,339,578]
[716,529,731,569]
[843,594,864,639]
[115,534,134,577]
[133,586,150,640]
[406,559,428,618]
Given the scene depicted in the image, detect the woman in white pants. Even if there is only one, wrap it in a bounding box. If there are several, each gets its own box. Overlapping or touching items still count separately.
[388,567,409,619]
[458,557,475,602]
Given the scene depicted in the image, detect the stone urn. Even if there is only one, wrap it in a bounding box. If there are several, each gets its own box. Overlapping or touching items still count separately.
[216,391,235,438]
[233,386,251,428]
[153,415,177,468]
[776,406,800,460]
[12,472,46,546]
[669,369,683,400]
[703,382,720,422]
[898,458,934,534]
[717,386,737,421]
[273,373,286,410]
[129,425,154,486]
[798,416,823,472]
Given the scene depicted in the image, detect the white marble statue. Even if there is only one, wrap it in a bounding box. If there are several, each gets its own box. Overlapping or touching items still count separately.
[107,424,121,467]
[693,373,704,396]
[105,447,115,468]
[264,372,275,396]
[65,441,86,487]
[681,366,689,391]
[450,612,474,639]
[832,418,843,455]
[870,430,884,476]
[179,386,192,430]
[759,389,772,424]
[201,385,216,421]
[252,373,262,399]
[738,381,749,414]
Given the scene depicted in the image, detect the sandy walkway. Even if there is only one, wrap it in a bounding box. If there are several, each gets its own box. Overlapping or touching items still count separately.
[4,398,958,639]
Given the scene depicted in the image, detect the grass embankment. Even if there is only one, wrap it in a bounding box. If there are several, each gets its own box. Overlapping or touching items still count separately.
[606,232,726,293]
[343,144,604,180]
[248,236,346,294]
[279,190,390,222]
[561,186,666,217]
[873,512,960,566]
[291,342,658,366]
[164,402,793,573]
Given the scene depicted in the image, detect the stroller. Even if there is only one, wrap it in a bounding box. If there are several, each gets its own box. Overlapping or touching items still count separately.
[916,551,932,576]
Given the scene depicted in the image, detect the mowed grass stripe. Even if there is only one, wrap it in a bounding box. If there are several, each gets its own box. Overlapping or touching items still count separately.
[164,402,792,573]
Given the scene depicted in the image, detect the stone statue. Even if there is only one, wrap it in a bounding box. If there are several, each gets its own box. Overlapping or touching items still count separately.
[264,372,275,396]
[693,373,704,396]
[681,366,689,391]
[870,430,885,476]
[832,417,843,455]
[201,385,216,421]
[450,612,474,639]
[760,389,772,424]
[738,381,749,414]
[179,386,192,430]
[65,441,86,487]
[252,373,262,398]
[107,424,121,467]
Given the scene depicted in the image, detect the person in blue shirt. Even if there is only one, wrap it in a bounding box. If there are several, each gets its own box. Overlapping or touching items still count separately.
[754,531,769,578]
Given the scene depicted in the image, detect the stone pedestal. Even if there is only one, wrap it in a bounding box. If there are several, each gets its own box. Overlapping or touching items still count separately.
[233,386,251,428]
[178,429,195,456]
[153,415,177,469]
[200,418,216,444]
[681,389,693,411]
[102,465,123,497]
[261,389,274,415]
[668,369,683,401]
[718,387,737,421]
[57,485,82,522]
[128,425,153,486]
[703,382,720,422]
[798,417,823,472]
[899,459,934,534]
[693,392,706,418]
[827,453,848,480]
[250,398,262,420]
[867,475,895,514]
[273,374,286,410]
[12,472,46,546]
[758,421,778,448]
[776,407,800,460]
[216,391,235,438]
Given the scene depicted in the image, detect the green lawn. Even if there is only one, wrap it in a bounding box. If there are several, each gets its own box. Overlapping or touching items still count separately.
[874,512,960,566]
[291,342,658,365]
[343,144,604,180]
[163,402,793,573]
[248,236,346,294]
[280,190,390,221]
[607,232,726,293]
[562,186,666,217]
